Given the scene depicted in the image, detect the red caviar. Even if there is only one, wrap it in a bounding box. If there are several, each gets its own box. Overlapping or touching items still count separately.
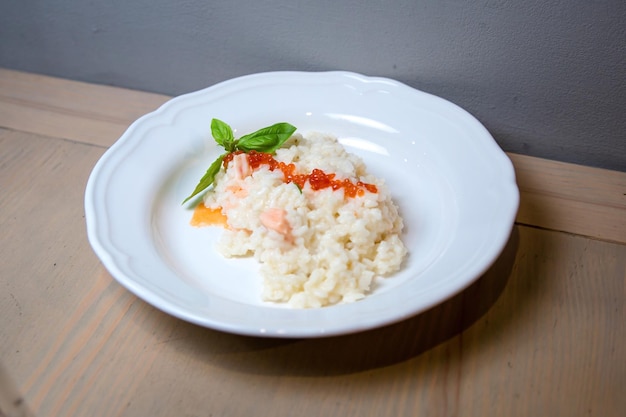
[223,150,377,198]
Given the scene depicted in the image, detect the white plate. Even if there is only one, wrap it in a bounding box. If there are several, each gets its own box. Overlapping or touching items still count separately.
[85,71,519,338]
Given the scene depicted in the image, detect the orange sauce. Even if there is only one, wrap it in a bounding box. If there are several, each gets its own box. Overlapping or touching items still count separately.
[223,150,378,198]
[190,203,228,227]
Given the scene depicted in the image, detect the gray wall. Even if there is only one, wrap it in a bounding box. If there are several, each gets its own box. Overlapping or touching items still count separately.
[1,0,625,171]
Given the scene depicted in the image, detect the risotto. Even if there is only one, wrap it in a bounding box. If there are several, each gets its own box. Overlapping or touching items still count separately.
[193,131,407,308]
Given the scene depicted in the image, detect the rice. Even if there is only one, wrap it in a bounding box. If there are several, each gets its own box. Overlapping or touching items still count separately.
[203,132,407,308]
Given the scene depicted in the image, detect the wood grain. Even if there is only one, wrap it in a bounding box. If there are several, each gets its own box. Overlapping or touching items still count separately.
[0,131,623,415]
[1,69,625,417]
[511,153,626,244]
[0,68,169,147]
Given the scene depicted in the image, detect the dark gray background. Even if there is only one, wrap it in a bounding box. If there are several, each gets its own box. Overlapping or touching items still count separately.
[1,0,625,171]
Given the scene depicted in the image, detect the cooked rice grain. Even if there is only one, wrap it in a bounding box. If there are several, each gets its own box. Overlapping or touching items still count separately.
[203,132,407,308]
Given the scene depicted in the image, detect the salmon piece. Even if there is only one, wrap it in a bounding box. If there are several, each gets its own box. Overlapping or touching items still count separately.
[190,203,228,227]
[260,208,292,238]
[233,153,251,180]
[225,184,248,198]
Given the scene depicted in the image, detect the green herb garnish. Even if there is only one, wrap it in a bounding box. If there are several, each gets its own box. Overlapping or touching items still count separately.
[182,119,297,204]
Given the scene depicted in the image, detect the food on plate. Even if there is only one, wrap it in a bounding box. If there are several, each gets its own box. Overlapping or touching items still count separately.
[185,119,407,308]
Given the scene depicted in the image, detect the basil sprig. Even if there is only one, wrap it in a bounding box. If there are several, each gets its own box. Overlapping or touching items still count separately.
[182,119,296,204]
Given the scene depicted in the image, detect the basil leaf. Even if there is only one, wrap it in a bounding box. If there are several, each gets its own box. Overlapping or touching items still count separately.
[182,153,226,204]
[183,120,297,205]
[211,119,235,152]
[236,122,297,153]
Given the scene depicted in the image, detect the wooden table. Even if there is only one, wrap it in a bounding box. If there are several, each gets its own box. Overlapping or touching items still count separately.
[1,68,624,417]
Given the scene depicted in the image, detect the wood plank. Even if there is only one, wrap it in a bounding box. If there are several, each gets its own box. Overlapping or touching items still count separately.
[510,153,625,208]
[0,68,624,243]
[457,227,626,417]
[0,68,169,147]
[511,153,626,244]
